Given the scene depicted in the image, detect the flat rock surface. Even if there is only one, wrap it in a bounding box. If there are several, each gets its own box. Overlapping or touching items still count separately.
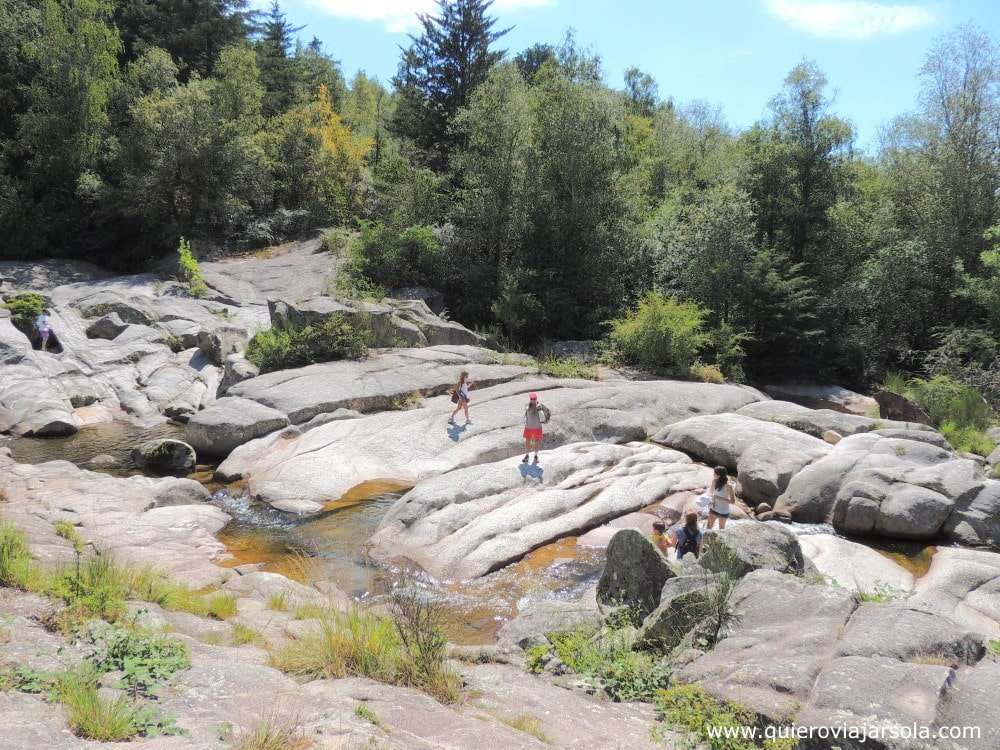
[225,344,536,425]
[371,442,708,579]
[736,399,931,438]
[219,378,764,513]
[798,533,915,593]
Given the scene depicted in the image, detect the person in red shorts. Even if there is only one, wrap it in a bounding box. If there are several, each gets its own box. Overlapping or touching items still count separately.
[522,392,551,465]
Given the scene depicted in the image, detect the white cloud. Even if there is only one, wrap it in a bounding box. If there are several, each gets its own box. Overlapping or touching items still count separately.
[763,0,935,40]
[307,0,553,33]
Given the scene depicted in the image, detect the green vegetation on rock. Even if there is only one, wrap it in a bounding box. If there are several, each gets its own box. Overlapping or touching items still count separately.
[246,316,369,373]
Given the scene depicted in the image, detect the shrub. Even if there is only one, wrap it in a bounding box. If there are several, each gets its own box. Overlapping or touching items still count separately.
[906,375,992,430]
[655,684,785,750]
[227,711,310,750]
[538,357,598,380]
[607,292,709,376]
[534,624,671,702]
[54,520,85,554]
[177,237,208,298]
[58,667,142,742]
[2,292,45,327]
[82,622,190,697]
[270,603,460,704]
[355,222,444,290]
[939,422,996,457]
[691,363,725,384]
[246,316,369,373]
[0,522,36,590]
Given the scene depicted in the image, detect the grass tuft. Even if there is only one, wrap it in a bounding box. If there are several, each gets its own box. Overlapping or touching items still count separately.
[538,357,598,380]
[231,623,265,647]
[227,711,312,750]
[500,714,549,743]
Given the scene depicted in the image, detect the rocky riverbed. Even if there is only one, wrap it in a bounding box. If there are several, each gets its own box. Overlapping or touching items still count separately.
[2,243,1000,749]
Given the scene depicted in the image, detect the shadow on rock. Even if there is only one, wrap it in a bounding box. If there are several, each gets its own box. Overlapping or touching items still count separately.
[518,463,544,483]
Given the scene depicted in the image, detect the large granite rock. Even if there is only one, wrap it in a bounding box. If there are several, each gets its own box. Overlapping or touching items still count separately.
[698,521,805,578]
[218,378,764,513]
[371,442,709,579]
[597,529,675,619]
[0,450,228,587]
[798,533,915,594]
[874,388,932,424]
[132,437,197,476]
[736,399,932,439]
[185,396,290,457]
[763,382,878,416]
[908,547,1000,637]
[497,596,602,650]
[269,296,486,348]
[654,413,831,504]
[224,345,536,426]
[774,432,1000,549]
[637,573,725,652]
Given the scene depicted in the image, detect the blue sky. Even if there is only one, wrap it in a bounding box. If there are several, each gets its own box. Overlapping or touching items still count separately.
[261,1,999,150]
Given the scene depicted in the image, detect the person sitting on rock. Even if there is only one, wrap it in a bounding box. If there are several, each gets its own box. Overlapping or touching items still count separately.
[522,392,551,465]
[706,465,737,530]
[651,520,671,554]
[669,512,703,560]
[35,308,52,351]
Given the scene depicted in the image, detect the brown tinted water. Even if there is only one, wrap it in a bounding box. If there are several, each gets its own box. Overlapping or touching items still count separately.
[861,538,938,578]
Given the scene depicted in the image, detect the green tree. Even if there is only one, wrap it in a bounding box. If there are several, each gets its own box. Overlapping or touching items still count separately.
[392,0,509,170]
[623,66,658,117]
[114,0,252,79]
[255,0,303,116]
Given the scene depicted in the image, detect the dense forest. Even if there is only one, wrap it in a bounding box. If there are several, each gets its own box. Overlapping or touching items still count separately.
[1,0,998,397]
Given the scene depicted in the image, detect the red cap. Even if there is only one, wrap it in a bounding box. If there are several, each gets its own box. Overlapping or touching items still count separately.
[529,392,538,400]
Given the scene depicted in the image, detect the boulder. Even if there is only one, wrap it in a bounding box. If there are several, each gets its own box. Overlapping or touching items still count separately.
[85,454,120,469]
[0,369,77,437]
[908,547,1000,637]
[390,286,445,313]
[497,596,602,650]
[654,413,831,504]
[370,442,710,579]
[637,573,725,652]
[219,353,259,394]
[874,388,932,424]
[73,289,155,325]
[218,377,764,512]
[84,312,129,340]
[763,382,878,416]
[389,299,486,347]
[185,397,289,457]
[775,432,1000,548]
[132,438,197,476]
[737,399,928,439]
[197,325,248,365]
[698,521,805,578]
[835,602,984,665]
[935,663,1000,750]
[989,444,1000,467]
[798,533,915,593]
[0,315,28,364]
[596,529,675,619]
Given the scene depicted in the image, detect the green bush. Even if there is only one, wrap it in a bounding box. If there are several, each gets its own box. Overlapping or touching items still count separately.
[354,222,444,290]
[655,684,789,750]
[939,422,996,457]
[904,375,991,429]
[538,357,598,380]
[82,622,190,697]
[246,316,369,373]
[691,363,725,383]
[3,292,46,336]
[177,237,208,298]
[607,292,709,376]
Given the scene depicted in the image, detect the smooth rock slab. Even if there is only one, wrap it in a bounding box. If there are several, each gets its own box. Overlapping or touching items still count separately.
[371,442,708,580]
[654,412,831,504]
[909,547,1000,637]
[736,399,931,439]
[219,377,764,513]
[798,533,915,594]
[185,396,289,457]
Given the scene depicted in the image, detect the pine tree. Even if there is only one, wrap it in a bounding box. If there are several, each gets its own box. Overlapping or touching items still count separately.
[256,0,303,116]
[392,0,509,171]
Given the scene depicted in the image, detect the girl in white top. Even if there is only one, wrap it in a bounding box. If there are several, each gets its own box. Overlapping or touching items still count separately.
[448,370,473,425]
[706,465,737,530]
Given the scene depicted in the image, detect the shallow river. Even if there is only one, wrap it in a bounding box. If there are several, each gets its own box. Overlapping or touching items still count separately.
[3,420,938,643]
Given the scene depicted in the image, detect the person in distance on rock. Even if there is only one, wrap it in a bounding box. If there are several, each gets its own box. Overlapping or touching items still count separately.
[522,392,551,464]
[668,512,703,559]
[651,520,671,554]
[35,308,52,351]
[705,465,737,530]
[448,370,473,425]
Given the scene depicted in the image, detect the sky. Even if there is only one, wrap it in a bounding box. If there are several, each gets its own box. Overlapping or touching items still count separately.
[259,0,1000,151]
